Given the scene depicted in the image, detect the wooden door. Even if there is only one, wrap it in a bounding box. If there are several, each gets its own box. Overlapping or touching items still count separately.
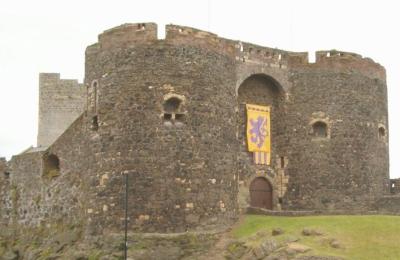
[250,177,273,209]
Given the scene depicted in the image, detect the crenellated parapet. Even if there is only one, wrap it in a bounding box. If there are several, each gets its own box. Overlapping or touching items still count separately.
[86,22,386,82]
[165,24,237,56]
[97,23,158,50]
[38,73,85,147]
[236,46,385,81]
[311,50,386,81]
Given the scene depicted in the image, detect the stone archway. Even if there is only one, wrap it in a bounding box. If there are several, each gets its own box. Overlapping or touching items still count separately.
[249,177,273,209]
[236,74,285,157]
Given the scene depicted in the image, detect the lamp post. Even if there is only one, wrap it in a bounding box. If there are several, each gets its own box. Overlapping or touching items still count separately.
[124,173,128,260]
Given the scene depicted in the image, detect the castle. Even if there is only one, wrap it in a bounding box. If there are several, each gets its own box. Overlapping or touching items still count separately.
[1,23,399,234]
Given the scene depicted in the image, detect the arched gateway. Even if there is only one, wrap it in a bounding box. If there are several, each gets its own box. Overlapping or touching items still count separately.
[249,177,273,209]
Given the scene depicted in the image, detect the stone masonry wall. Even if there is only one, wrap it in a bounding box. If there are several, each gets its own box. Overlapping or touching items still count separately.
[374,195,400,213]
[284,66,389,210]
[4,115,88,230]
[37,73,85,147]
[0,23,392,236]
[82,23,239,233]
[232,38,388,212]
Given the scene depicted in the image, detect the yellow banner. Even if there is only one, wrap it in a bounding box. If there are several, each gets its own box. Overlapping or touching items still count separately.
[246,104,271,153]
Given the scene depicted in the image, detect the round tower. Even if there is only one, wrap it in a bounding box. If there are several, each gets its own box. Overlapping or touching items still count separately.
[284,50,389,210]
[84,23,238,232]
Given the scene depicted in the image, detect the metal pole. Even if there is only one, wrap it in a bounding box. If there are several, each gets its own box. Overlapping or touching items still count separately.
[124,173,128,260]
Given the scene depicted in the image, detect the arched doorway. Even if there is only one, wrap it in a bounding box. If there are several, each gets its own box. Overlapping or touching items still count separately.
[250,177,273,209]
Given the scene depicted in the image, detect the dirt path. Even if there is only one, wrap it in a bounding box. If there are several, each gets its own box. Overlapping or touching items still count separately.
[198,215,246,259]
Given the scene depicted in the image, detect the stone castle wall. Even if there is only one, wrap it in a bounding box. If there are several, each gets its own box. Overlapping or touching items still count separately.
[0,23,392,235]
[83,23,239,232]
[284,63,389,210]
[231,33,388,211]
[37,73,85,147]
[2,115,88,230]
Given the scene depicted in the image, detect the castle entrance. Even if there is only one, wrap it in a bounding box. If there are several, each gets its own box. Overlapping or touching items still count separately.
[250,177,272,209]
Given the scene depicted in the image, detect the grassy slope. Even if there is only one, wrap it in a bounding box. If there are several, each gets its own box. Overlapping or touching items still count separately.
[232,215,400,260]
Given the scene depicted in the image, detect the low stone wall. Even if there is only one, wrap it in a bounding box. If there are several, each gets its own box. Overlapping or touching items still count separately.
[247,207,400,216]
[0,225,220,260]
[374,195,400,213]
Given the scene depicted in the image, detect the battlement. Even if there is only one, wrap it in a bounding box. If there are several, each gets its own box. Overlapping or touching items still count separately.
[236,46,384,81]
[165,24,237,56]
[312,50,386,80]
[98,23,158,50]
[89,23,386,80]
[39,73,81,87]
[236,41,300,70]
[38,73,85,147]
[39,72,60,82]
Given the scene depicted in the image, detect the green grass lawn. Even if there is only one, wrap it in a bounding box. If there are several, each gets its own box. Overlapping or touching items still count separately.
[232,215,400,260]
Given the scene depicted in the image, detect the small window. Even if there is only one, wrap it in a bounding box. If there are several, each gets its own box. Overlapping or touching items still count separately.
[91,116,99,131]
[312,121,327,138]
[163,113,172,121]
[175,113,185,122]
[89,80,98,113]
[379,126,386,139]
[4,171,10,178]
[163,95,185,126]
[280,156,285,168]
[43,154,60,179]
[391,182,396,194]
[163,97,182,113]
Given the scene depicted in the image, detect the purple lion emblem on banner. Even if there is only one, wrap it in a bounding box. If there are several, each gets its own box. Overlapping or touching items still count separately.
[250,116,267,148]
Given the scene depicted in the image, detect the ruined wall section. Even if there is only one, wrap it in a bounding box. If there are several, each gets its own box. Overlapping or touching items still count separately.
[8,152,44,226]
[4,115,89,230]
[84,23,239,233]
[37,73,85,147]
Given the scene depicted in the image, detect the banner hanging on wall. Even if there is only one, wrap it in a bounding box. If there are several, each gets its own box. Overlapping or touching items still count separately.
[246,104,271,165]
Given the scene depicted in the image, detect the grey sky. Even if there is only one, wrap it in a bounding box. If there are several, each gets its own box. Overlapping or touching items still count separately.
[0,0,398,177]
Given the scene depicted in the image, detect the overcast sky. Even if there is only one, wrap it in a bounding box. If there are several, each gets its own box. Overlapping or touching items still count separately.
[0,0,399,177]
